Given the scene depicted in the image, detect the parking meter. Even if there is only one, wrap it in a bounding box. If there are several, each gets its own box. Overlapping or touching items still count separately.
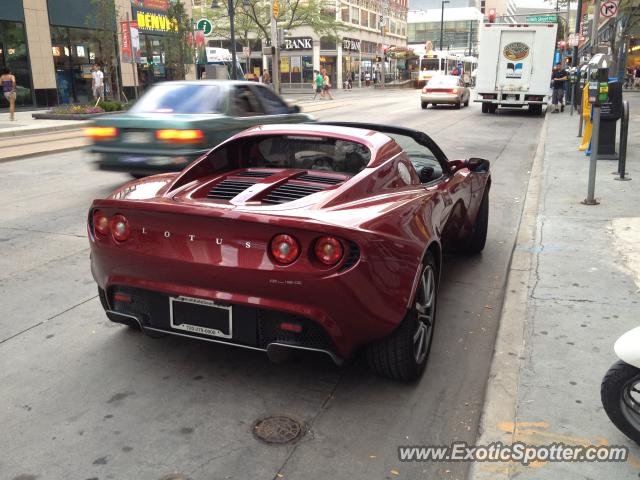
[587,54,610,106]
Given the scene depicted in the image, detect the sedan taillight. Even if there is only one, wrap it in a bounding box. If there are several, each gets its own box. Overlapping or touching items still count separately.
[270,234,301,265]
[451,88,459,94]
[156,129,205,144]
[84,126,118,140]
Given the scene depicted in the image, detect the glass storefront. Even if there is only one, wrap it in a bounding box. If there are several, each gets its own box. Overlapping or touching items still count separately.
[280,55,313,85]
[137,33,169,90]
[50,26,117,104]
[0,20,33,108]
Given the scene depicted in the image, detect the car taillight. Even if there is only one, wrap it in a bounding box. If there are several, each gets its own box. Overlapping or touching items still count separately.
[451,88,459,94]
[93,210,110,236]
[314,236,343,266]
[84,126,118,140]
[422,87,429,93]
[155,129,205,144]
[110,214,130,242]
[270,234,300,265]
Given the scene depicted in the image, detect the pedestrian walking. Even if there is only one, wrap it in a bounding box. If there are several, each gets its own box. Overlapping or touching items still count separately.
[1,67,17,121]
[550,64,567,113]
[634,65,640,89]
[365,71,371,87]
[91,64,104,102]
[312,70,324,100]
[322,69,333,100]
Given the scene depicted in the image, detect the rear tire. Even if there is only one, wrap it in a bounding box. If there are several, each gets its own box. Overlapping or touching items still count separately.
[455,102,461,109]
[529,104,543,115]
[367,253,438,382]
[601,360,640,445]
[421,102,428,109]
[488,104,498,114]
[460,190,489,254]
[481,103,489,113]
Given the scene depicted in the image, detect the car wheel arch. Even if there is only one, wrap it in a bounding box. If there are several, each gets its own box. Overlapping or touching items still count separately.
[407,241,442,310]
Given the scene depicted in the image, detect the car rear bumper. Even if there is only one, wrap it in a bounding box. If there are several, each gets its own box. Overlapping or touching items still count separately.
[421,93,461,104]
[90,148,208,175]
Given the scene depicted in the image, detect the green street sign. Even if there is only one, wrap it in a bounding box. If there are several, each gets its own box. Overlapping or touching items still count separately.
[526,14,558,23]
[196,18,213,35]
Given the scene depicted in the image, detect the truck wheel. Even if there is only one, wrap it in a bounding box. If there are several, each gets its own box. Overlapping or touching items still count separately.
[367,253,438,382]
[421,102,428,109]
[529,104,543,115]
[481,103,489,113]
[488,104,498,114]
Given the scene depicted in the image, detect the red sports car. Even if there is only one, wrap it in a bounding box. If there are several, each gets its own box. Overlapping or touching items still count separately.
[88,122,491,381]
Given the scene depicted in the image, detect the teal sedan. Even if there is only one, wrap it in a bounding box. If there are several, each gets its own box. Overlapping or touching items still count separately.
[86,80,313,177]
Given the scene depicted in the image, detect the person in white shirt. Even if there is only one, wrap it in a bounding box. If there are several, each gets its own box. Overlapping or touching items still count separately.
[91,64,104,100]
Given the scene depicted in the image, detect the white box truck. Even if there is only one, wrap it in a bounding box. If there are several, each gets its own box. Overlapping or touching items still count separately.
[475,23,558,115]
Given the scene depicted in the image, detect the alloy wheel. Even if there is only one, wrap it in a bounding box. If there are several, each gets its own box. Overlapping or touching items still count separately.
[413,264,435,365]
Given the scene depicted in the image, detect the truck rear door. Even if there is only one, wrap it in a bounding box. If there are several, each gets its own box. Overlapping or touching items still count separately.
[495,31,535,92]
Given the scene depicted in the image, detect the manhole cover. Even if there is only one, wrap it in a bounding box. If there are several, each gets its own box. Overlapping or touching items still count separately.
[253,415,304,444]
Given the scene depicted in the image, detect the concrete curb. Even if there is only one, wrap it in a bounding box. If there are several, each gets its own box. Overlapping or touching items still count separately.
[0,144,86,164]
[469,112,549,480]
[0,123,85,139]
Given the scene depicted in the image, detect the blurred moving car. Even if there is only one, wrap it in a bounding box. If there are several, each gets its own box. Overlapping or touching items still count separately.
[420,75,471,109]
[85,80,312,177]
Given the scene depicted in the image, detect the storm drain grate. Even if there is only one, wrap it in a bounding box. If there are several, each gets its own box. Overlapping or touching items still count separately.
[253,416,305,445]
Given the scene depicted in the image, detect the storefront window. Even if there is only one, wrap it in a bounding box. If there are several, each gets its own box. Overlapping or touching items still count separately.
[0,20,32,108]
[51,26,116,104]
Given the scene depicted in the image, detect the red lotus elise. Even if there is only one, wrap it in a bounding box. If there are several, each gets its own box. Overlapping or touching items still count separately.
[88,122,491,381]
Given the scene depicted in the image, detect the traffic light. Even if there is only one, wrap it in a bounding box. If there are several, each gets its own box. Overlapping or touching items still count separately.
[487,8,496,23]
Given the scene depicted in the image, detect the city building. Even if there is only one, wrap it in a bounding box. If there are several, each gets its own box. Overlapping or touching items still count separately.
[407,7,483,55]
[0,0,195,109]
[192,0,408,89]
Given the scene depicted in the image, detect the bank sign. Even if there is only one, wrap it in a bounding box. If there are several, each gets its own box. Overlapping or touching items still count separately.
[283,37,313,50]
[132,6,178,33]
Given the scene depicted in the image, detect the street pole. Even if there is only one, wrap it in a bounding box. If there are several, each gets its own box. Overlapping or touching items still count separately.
[572,0,583,67]
[439,1,449,51]
[590,0,601,55]
[584,104,601,204]
[229,0,237,80]
[270,0,280,93]
[468,20,473,57]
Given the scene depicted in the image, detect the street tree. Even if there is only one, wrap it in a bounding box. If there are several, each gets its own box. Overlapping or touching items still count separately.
[165,2,195,80]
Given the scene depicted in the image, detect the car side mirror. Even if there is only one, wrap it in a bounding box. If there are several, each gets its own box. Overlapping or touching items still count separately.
[466,157,490,172]
[418,166,436,183]
[290,105,301,113]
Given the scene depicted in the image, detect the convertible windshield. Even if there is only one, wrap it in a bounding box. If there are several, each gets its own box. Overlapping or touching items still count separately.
[130,84,222,114]
[241,135,371,175]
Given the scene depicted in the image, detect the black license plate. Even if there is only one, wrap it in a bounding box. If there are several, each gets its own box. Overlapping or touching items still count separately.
[169,296,232,339]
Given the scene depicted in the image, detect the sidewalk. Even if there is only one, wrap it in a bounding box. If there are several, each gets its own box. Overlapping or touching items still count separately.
[0,110,87,138]
[472,96,640,478]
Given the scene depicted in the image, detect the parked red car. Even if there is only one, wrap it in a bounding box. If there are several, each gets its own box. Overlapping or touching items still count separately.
[88,122,491,381]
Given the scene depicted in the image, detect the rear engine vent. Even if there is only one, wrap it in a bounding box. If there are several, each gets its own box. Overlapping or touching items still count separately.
[236,170,275,178]
[207,179,256,200]
[262,182,326,204]
[298,174,345,185]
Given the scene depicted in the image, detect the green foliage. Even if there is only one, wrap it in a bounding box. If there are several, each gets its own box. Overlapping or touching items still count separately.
[165,2,195,80]
[97,100,123,111]
[204,0,350,49]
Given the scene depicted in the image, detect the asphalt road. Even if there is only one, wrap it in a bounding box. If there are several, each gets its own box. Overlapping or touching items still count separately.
[0,90,545,480]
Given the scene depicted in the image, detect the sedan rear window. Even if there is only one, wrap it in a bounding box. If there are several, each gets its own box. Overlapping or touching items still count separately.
[242,135,371,175]
[130,84,221,114]
[427,76,459,87]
